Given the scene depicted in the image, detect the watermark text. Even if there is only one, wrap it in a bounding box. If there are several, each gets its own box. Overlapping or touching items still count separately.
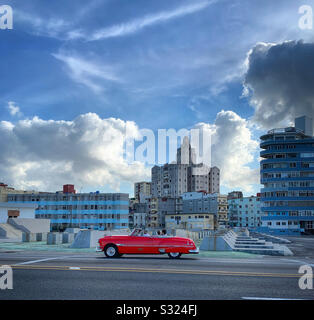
[299,5,313,30]
[298,265,313,290]
[0,5,13,30]
[0,265,13,290]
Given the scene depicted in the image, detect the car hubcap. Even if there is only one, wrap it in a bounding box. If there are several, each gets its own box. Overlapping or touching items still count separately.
[106,247,116,256]
[170,252,179,257]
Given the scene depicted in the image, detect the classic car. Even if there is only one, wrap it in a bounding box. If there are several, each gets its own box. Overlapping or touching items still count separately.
[96,228,199,259]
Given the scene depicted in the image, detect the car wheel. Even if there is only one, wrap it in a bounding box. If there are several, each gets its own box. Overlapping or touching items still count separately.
[168,252,181,259]
[104,244,120,258]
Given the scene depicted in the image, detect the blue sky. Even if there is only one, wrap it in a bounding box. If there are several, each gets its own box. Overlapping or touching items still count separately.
[0,0,314,196]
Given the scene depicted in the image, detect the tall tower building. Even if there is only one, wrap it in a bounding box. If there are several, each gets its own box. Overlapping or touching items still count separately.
[209,166,220,194]
[259,116,314,235]
[152,137,219,198]
[176,136,196,165]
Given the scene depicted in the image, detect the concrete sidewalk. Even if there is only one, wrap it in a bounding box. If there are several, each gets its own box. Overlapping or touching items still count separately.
[0,241,95,253]
[0,240,263,258]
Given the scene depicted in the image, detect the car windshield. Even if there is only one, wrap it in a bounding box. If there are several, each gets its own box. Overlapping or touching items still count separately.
[130,229,139,236]
[130,229,151,237]
[130,229,143,236]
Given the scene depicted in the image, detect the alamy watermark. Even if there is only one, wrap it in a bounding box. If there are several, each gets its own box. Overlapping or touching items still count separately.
[0,5,13,29]
[298,265,313,290]
[299,5,313,29]
[124,128,212,167]
[0,265,13,290]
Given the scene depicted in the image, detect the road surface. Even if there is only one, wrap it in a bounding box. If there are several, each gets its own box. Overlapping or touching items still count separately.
[0,250,313,300]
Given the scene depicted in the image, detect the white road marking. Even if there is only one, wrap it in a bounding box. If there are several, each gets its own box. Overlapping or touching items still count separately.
[69,267,81,270]
[14,256,72,265]
[198,258,301,265]
[282,259,314,267]
[242,297,305,300]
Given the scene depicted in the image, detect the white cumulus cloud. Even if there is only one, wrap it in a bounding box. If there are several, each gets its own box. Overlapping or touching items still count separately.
[195,110,260,192]
[0,113,149,192]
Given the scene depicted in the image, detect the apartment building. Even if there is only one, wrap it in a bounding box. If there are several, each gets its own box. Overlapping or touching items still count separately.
[134,182,151,202]
[151,137,220,198]
[260,116,314,235]
[7,185,129,231]
[181,191,228,227]
[228,193,262,228]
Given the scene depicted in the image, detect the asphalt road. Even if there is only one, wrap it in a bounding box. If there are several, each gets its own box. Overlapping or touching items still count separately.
[0,250,313,300]
[285,235,314,258]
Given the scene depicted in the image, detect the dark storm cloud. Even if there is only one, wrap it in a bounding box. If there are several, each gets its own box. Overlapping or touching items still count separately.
[244,40,314,129]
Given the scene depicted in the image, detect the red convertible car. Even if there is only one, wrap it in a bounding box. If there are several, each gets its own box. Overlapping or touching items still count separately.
[96,229,199,259]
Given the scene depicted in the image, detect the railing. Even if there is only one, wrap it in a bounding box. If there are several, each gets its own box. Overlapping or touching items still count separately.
[267,127,304,135]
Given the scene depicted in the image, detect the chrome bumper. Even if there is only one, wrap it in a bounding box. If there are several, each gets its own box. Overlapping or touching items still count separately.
[96,245,102,252]
[189,247,199,254]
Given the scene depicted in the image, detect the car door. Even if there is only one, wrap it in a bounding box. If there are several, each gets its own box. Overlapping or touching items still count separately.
[127,235,154,254]
[154,236,172,254]
[149,236,163,254]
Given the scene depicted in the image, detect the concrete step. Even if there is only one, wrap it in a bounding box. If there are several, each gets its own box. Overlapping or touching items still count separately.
[234,244,274,249]
[236,236,252,240]
[233,247,292,256]
[204,229,293,256]
[234,240,266,244]
[234,242,268,247]
[250,232,291,244]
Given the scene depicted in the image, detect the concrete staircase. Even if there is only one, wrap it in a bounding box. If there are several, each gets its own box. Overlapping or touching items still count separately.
[249,231,291,244]
[222,230,293,256]
[0,223,23,241]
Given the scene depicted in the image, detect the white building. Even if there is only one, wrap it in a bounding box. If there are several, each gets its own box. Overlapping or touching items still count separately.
[0,202,38,223]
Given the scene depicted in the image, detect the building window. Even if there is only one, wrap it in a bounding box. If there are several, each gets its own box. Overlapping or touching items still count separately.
[301,153,314,158]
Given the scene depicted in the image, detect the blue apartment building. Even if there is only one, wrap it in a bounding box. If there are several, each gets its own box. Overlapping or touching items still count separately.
[7,185,129,231]
[259,116,314,235]
[228,194,262,228]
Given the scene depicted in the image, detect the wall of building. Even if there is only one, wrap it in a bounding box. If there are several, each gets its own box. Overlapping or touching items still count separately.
[134,182,151,201]
[182,192,228,226]
[0,203,37,223]
[209,167,220,194]
[165,213,214,231]
[228,195,262,228]
[151,138,220,198]
[133,212,147,228]
[7,192,129,231]
[260,116,314,235]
